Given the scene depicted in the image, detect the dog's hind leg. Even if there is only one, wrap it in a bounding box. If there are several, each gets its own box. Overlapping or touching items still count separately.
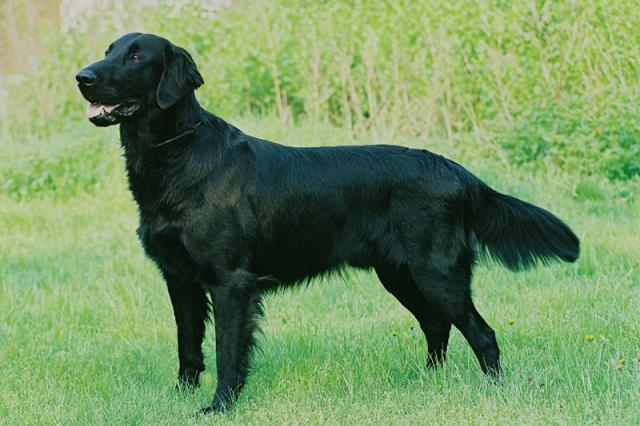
[375,264,452,368]
[407,253,502,377]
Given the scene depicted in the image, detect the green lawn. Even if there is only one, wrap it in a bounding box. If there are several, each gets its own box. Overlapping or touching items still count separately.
[0,122,638,425]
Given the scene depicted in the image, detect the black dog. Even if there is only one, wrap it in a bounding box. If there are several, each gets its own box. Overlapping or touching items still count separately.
[76,33,579,413]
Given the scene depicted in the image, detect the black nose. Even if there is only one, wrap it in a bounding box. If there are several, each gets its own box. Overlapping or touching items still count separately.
[76,69,97,86]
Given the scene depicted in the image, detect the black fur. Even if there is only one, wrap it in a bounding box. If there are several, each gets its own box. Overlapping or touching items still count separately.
[473,187,580,270]
[76,33,580,413]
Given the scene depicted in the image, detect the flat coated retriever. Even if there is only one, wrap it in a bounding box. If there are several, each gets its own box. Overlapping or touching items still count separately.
[76,33,580,413]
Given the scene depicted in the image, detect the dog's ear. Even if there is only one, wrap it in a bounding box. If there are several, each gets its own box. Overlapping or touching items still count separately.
[156,44,204,109]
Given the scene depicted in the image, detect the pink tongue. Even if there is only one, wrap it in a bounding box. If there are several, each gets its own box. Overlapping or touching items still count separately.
[86,103,119,118]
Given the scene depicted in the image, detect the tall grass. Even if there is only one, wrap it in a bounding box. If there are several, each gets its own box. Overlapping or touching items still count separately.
[1,0,639,189]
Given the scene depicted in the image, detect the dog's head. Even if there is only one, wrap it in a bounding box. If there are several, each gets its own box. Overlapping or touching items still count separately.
[76,33,204,127]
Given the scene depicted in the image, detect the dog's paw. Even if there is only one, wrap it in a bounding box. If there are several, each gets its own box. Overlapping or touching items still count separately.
[176,368,201,391]
[199,402,226,415]
[426,355,445,370]
[483,363,503,383]
[199,391,236,415]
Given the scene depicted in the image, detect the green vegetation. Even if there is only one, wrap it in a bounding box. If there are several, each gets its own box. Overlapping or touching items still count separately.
[3,0,640,181]
[0,0,638,424]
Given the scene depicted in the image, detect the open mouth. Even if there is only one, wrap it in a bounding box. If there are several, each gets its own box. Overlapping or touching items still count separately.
[86,100,140,119]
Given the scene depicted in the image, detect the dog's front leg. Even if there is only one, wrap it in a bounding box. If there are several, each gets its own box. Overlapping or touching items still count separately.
[163,271,209,389]
[203,285,263,413]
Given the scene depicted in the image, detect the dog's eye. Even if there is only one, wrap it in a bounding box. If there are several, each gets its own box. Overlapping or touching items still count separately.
[130,54,142,62]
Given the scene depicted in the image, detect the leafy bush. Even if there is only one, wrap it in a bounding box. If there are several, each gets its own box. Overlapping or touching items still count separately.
[1,138,120,201]
[495,97,640,180]
[1,0,639,186]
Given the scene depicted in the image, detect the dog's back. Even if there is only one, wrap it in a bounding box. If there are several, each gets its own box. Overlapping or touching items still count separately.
[223,137,578,285]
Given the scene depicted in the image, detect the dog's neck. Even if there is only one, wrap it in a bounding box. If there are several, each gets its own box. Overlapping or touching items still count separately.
[118,93,241,211]
[119,93,205,152]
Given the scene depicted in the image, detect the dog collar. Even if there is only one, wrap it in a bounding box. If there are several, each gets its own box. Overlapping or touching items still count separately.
[150,121,202,150]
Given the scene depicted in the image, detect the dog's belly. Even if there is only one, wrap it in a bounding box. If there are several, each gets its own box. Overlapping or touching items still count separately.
[250,222,381,284]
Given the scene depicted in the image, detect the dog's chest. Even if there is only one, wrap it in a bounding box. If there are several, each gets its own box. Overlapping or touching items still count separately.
[136,213,202,276]
[126,163,199,268]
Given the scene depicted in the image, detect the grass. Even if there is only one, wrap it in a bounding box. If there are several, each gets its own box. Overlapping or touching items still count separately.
[1,119,638,425]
